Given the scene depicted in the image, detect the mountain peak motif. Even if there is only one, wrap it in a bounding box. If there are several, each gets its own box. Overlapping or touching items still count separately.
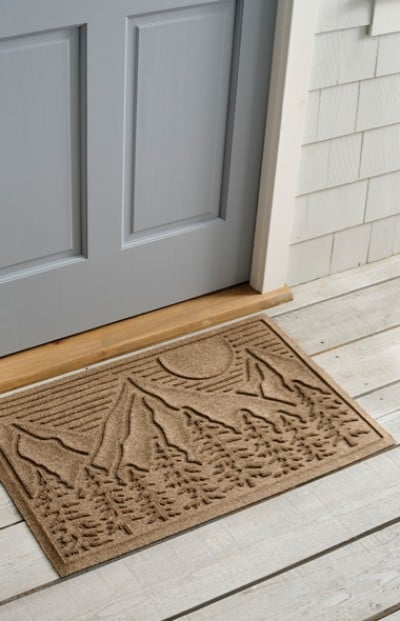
[0,317,390,576]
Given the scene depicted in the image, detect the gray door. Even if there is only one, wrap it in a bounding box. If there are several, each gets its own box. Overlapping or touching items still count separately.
[0,0,275,356]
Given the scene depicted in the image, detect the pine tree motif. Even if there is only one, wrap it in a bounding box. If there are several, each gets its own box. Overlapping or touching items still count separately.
[34,471,89,559]
[177,406,266,492]
[293,383,372,451]
[0,319,389,577]
[124,397,225,517]
[77,467,134,539]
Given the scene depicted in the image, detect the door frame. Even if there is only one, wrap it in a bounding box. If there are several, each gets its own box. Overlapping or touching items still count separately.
[250,0,319,293]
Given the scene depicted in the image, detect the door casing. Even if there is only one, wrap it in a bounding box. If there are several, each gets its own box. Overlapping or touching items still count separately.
[250,0,320,293]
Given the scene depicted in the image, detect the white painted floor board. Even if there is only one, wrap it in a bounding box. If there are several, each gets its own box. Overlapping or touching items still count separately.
[0,521,56,602]
[314,326,400,397]
[0,258,400,619]
[0,485,19,530]
[268,255,400,316]
[275,278,400,354]
[374,409,400,442]
[183,520,400,621]
[357,382,400,419]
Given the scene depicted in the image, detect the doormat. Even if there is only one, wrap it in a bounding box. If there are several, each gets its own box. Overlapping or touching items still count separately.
[0,317,394,576]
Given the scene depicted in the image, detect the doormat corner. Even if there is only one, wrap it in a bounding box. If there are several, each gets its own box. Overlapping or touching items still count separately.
[0,316,394,576]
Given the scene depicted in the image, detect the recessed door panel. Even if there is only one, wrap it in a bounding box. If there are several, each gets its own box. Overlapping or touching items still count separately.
[124,2,236,238]
[0,27,84,277]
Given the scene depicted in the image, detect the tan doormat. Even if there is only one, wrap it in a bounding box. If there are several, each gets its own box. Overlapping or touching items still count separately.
[0,317,394,576]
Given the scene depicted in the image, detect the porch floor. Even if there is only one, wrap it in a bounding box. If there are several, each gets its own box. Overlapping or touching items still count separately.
[1,255,400,620]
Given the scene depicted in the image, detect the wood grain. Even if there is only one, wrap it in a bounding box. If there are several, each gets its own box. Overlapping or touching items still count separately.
[360,123,400,179]
[0,285,291,394]
[317,82,359,141]
[287,236,333,286]
[365,171,400,223]
[330,222,371,273]
[0,486,19,530]
[183,520,400,620]
[292,181,367,243]
[314,326,400,397]
[369,214,400,263]
[357,381,400,419]
[268,254,400,317]
[310,28,378,91]
[275,277,400,354]
[357,74,400,131]
[317,0,371,34]
[377,32,400,76]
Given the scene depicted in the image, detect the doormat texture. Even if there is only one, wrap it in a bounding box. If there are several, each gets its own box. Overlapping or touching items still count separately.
[0,317,394,576]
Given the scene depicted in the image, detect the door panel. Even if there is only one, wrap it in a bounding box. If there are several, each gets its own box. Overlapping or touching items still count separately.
[0,27,83,276]
[125,3,235,236]
[0,0,276,356]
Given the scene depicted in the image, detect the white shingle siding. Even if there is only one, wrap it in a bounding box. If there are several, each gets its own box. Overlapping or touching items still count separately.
[368,215,400,261]
[287,236,333,287]
[365,171,400,221]
[360,124,400,178]
[330,223,371,273]
[287,1,400,285]
[292,182,367,243]
[310,28,378,90]
[297,141,330,195]
[303,91,320,143]
[298,134,361,194]
[316,83,359,141]
[328,133,363,187]
[357,75,400,131]
[317,0,372,34]
[376,33,400,76]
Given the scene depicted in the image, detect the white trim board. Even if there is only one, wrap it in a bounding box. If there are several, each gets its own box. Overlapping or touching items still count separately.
[250,0,319,293]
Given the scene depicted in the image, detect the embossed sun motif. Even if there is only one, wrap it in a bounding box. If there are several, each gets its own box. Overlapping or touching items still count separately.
[0,319,388,575]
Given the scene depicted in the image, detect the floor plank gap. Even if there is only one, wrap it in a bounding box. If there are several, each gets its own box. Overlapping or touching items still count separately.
[165,514,400,621]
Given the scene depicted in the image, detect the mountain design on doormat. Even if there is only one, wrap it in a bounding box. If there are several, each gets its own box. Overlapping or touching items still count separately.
[0,345,375,564]
[0,319,392,576]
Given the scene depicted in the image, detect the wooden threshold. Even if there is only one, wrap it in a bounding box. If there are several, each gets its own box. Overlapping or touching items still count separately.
[0,284,292,394]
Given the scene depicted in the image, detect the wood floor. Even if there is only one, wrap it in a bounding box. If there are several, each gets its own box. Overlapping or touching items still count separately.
[1,255,400,620]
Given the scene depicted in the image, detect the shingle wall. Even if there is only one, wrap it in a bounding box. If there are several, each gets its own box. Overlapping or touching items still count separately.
[288,0,400,284]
